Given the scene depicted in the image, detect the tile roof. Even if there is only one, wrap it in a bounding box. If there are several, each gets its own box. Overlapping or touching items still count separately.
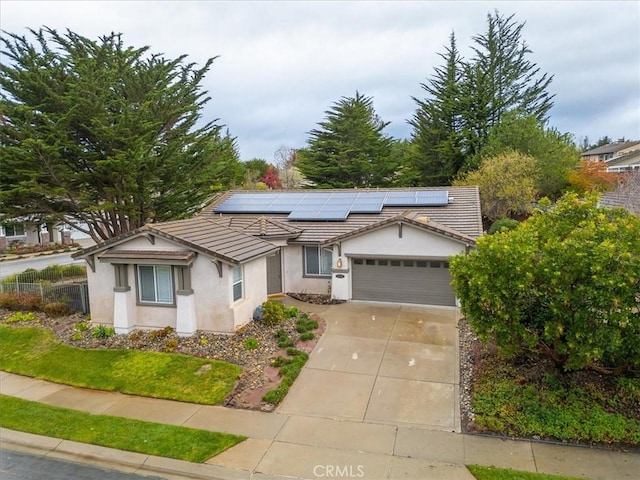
[74,216,278,264]
[216,216,302,238]
[203,186,483,244]
[581,141,640,156]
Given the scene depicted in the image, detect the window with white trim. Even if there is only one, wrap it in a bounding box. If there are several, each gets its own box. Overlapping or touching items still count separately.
[304,246,332,276]
[232,265,243,301]
[3,223,26,237]
[137,265,174,304]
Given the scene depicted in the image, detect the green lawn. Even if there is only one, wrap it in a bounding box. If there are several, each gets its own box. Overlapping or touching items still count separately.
[0,395,244,462]
[468,465,584,480]
[0,325,242,404]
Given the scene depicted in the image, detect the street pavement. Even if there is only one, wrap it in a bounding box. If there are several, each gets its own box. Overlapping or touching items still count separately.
[1,300,639,479]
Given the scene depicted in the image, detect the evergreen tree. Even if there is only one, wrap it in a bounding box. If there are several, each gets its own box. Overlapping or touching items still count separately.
[406,33,464,186]
[0,28,231,241]
[297,92,395,188]
[459,11,554,159]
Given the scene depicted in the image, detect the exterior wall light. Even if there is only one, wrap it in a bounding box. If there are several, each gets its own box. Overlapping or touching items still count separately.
[336,257,343,269]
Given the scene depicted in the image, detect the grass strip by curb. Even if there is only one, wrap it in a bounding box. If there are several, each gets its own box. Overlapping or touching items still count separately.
[467,465,584,480]
[0,395,245,463]
[0,325,241,405]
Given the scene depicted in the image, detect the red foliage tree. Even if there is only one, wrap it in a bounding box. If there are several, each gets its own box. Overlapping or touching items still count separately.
[260,165,282,190]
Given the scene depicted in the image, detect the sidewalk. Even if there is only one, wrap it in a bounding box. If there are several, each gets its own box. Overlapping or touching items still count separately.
[1,372,638,480]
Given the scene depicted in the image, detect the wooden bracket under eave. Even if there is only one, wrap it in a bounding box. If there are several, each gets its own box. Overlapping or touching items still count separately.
[86,254,96,273]
[143,233,155,245]
[212,259,223,278]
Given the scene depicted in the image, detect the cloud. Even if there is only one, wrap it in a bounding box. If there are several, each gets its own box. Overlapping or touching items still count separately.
[2,0,638,159]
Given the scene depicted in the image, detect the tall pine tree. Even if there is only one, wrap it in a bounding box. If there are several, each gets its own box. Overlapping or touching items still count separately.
[297,92,395,188]
[408,11,555,181]
[406,33,464,186]
[460,11,554,160]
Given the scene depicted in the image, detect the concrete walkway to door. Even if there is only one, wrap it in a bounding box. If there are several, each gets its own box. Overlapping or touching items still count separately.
[278,300,460,431]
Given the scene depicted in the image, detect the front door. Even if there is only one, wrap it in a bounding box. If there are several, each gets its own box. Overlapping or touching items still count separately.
[266,249,282,294]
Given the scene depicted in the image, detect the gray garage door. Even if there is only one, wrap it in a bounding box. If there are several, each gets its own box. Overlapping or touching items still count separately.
[351,258,455,306]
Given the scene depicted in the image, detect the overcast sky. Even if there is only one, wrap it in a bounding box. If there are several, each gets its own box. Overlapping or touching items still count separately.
[2,1,639,161]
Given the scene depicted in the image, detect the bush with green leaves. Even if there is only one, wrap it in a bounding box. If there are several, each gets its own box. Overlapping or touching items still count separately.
[244,337,259,350]
[263,351,309,405]
[4,311,37,324]
[450,193,640,373]
[261,300,286,326]
[92,325,116,339]
[488,217,519,234]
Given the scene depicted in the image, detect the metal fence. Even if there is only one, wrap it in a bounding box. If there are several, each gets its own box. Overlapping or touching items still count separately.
[0,281,90,314]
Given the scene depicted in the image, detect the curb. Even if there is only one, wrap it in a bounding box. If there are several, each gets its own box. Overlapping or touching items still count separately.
[0,428,250,480]
[0,248,84,263]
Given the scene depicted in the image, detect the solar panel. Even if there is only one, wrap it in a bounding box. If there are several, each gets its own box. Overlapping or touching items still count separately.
[214,190,449,219]
[384,192,417,206]
[415,190,449,206]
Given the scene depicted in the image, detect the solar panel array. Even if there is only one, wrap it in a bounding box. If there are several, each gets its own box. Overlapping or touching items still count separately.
[214,190,449,221]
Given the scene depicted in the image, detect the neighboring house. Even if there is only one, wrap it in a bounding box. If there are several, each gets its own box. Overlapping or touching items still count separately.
[604,150,640,173]
[0,218,68,250]
[73,187,482,335]
[581,141,640,162]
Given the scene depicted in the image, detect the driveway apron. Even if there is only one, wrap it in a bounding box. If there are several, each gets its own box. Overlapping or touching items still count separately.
[278,301,461,432]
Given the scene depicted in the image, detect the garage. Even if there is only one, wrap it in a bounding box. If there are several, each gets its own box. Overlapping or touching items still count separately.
[351,258,456,306]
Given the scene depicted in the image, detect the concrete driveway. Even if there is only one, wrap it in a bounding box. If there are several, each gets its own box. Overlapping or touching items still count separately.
[278,300,461,432]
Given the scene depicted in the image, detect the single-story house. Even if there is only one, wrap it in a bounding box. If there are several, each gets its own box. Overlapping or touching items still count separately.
[73,186,482,335]
[0,217,71,250]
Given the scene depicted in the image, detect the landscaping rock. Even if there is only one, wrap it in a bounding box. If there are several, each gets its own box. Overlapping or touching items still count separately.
[0,305,325,412]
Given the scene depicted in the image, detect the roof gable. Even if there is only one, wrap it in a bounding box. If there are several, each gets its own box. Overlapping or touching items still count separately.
[73,217,277,264]
[323,213,477,246]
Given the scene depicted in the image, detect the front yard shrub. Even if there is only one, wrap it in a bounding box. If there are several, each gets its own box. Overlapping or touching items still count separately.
[284,306,298,318]
[488,217,519,234]
[163,338,179,353]
[0,292,43,311]
[299,332,314,341]
[149,326,174,340]
[263,351,308,405]
[92,325,115,339]
[244,337,259,350]
[261,300,286,325]
[451,193,640,373]
[75,321,90,332]
[4,312,37,324]
[43,302,72,317]
[276,332,294,349]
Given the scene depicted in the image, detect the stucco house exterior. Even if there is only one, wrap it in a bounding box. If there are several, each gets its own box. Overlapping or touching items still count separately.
[74,186,482,335]
[581,141,640,162]
[604,150,640,173]
[0,217,71,250]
